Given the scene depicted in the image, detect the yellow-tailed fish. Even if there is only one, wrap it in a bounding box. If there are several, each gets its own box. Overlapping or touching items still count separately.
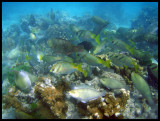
[124,39,153,63]
[107,52,136,68]
[78,50,111,68]
[37,52,44,62]
[109,37,129,52]
[50,61,88,77]
[93,41,106,55]
[90,33,100,45]
[125,45,152,64]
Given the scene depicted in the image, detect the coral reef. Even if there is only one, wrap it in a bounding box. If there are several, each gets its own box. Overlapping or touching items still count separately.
[2,86,30,113]
[34,80,68,119]
[77,89,130,119]
[97,53,145,91]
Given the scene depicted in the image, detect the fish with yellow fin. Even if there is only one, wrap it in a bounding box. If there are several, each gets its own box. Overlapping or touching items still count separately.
[30,33,36,40]
[77,50,111,68]
[125,43,153,65]
[50,61,88,77]
[93,40,106,55]
[69,24,101,45]
[36,52,44,62]
[108,37,129,52]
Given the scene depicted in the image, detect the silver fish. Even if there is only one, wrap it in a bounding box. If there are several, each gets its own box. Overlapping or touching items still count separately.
[68,85,106,103]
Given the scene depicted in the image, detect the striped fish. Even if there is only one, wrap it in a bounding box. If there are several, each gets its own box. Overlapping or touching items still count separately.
[107,52,134,68]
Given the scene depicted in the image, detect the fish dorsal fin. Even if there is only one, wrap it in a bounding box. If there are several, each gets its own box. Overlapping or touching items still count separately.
[73,84,95,90]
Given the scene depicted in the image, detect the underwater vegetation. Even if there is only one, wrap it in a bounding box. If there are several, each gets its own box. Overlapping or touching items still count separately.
[2,4,158,119]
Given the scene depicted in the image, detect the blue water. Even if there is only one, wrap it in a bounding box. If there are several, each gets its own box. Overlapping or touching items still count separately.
[2,2,158,119]
[2,2,158,30]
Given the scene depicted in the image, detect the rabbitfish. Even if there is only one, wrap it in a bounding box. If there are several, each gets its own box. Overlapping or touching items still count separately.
[68,85,106,103]
[14,70,31,92]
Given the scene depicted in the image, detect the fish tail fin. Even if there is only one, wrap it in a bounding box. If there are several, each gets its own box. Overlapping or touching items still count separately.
[131,58,140,72]
[97,58,111,68]
[76,63,88,77]
[95,34,100,45]
[37,54,44,62]
[125,44,134,55]
[104,60,111,68]
[90,32,100,45]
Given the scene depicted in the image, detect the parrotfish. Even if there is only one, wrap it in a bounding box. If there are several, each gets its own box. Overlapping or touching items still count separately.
[100,77,127,89]
[78,41,93,52]
[68,84,106,103]
[47,38,84,55]
[131,72,154,105]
